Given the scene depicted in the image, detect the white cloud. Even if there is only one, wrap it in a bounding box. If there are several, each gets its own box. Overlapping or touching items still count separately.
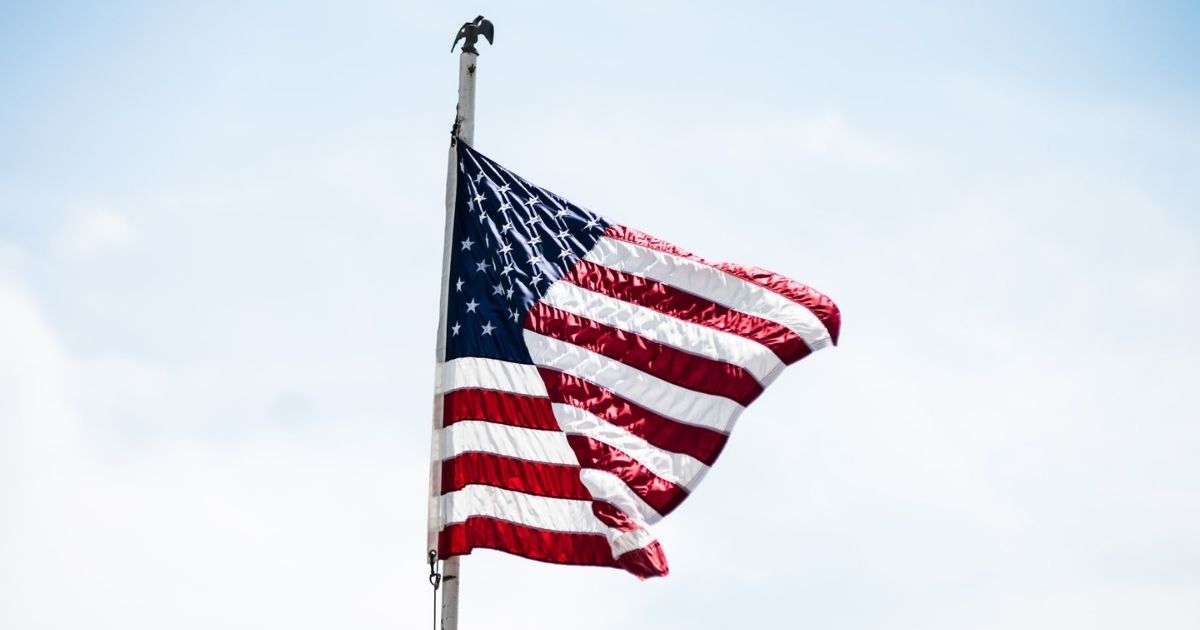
[0,271,429,629]
[0,268,78,466]
[55,205,136,258]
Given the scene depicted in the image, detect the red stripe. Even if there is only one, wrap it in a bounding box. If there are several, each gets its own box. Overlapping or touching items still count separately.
[526,302,764,405]
[563,259,811,364]
[591,501,640,532]
[590,504,672,580]
[540,368,729,466]
[439,517,669,579]
[605,224,841,345]
[441,452,590,499]
[617,540,670,580]
[567,435,689,517]
[439,517,617,569]
[442,388,559,431]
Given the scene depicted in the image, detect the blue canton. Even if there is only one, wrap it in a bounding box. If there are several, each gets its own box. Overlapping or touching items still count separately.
[446,143,610,364]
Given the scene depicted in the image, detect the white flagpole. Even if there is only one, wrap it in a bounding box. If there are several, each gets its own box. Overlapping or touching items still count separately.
[429,16,491,630]
[437,49,473,630]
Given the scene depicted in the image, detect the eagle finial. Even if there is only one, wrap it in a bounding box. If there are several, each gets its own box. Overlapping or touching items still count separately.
[451,15,495,55]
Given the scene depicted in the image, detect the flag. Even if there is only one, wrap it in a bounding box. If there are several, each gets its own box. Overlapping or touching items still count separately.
[431,142,841,578]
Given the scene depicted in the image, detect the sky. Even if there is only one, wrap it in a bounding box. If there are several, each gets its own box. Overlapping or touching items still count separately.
[2,1,1199,628]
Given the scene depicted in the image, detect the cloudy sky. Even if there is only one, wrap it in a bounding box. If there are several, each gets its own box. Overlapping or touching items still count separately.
[2,1,1198,628]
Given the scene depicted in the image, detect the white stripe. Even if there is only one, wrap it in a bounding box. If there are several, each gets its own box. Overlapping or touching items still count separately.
[542,281,784,384]
[441,421,577,465]
[437,357,548,396]
[441,485,607,534]
[610,527,656,558]
[441,485,659,561]
[525,330,743,434]
[585,237,832,351]
[579,468,664,526]
[555,403,709,492]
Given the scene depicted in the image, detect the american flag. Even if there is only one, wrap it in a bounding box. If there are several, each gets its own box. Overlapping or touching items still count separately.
[431,142,841,578]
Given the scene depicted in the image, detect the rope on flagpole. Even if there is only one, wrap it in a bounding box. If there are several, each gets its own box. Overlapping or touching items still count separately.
[428,550,441,630]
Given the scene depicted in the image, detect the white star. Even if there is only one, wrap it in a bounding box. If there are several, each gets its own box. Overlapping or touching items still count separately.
[583,217,600,230]
[525,214,541,227]
[529,234,542,246]
[492,282,504,296]
[465,299,479,313]
[497,184,511,195]
[481,321,496,336]
[556,229,571,240]
[475,260,490,273]
[528,252,544,265]
[498,201,513,212]
[473,192,486,205]
[506,286,515,299]
[473,171,485,184]
[508,308,519,322]
[530,273,544,286]
[558,249,573,258]
[478,212,490,224]
[498,241,513,255]
[455,277,464,292]
[451,322,461,336]
[555,208,569,219]
[460,237,474,251]
[526,195,541,207]
[500,263,515,276]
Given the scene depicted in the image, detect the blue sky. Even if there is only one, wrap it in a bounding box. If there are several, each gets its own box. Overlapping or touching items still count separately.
[2,2,1198,628]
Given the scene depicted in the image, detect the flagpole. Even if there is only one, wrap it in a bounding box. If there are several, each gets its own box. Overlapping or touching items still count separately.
[437,49,473,629]
[430,16,492,630]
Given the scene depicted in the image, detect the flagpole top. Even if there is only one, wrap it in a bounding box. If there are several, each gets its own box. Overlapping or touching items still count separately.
[451,16,494,55]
